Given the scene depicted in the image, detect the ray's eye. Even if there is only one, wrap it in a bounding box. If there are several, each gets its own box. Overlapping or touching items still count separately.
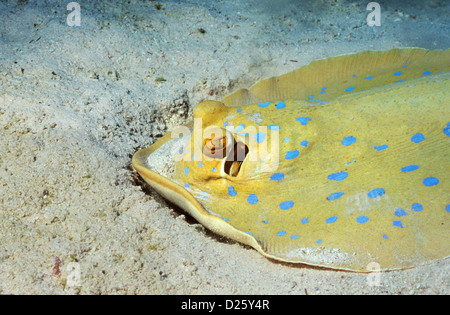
[203,127,233,159]
[202,127,248,177]
[204,135,227,158]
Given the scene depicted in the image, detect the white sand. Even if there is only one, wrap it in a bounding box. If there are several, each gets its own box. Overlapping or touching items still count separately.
[0,0,448,294]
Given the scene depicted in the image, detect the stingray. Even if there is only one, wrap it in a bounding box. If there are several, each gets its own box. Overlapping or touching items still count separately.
[133,48,450,271]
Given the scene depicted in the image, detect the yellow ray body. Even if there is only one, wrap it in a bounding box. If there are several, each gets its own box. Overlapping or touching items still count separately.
[133,48,450,271]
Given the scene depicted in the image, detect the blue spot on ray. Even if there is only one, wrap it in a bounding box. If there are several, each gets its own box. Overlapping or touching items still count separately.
[446,204,450,213]
[270,173,285,181]
[268,124,280,131]
[374,144,389,151]
[393,72,402,76]
[277,231,286,237]
[411,203,423,212]
[326,216,338,224]
[258,102,271,108]
[247,194,259,205]
[285,150,300,160]
[366,76,374,80]
[401,165,420,172]
[411,133,425,143]
[300,140,309,147]
[342,136,357,146]
[393,220,405,228]
[280,201,295,210]
[327,192,345,201]
[184,167,189,175]
[345,87,355,92]
[395,208,408,217]
[444,123,450,137]
[296,117,312,125]
[228,186,237,197]
[368,188,385,198]
[301,218,309,224]
[235,124,245,133]
[423,177,439,187]
[327,171,348,181]
[275,102,286,109]
[255,132,266,143]
[356,216,370,224]
[422,71,431,75]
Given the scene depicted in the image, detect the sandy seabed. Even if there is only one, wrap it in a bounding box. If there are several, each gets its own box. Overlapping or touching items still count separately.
[0,0,449,294]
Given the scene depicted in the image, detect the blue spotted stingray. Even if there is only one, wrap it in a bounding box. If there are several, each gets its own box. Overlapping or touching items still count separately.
[133,48,450,271]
